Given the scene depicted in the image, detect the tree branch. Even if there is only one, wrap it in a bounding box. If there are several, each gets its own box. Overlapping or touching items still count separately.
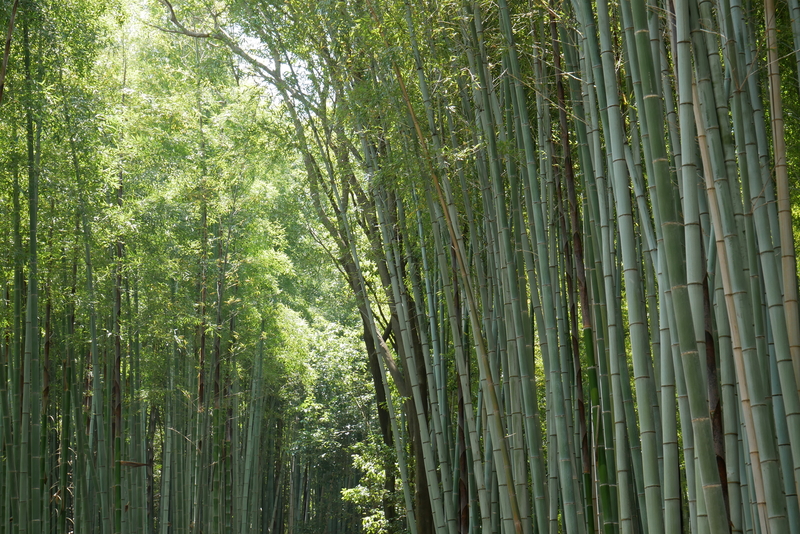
[157,0,212,38]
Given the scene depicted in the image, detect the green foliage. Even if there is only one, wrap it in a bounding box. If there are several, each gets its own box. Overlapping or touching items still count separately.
[4,0,800,533]
[0,2,378,533]
[341,438,400,534]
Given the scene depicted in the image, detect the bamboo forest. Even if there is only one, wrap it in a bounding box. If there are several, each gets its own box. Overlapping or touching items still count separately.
[3,0,800,532]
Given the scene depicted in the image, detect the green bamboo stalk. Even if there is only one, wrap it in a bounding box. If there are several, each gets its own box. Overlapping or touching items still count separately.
[159,324,175,534]
[81,156,110,534]
[1,296,10,534]
[489,3,584,531]
[60,62,111,533]
[763,0,800,395]
[57,257,75,534]
[332,137,420,534]
[694,80,773,534]
[424,181,493,534]
[731,37,800,524]
[657,275,680,532]
[403,192,457,526]
[375,189,448,534]
[239,323,266,534]
[722,0,800,509]
[791,0,800,95]
[5,117,23,534]
[566,20,621,531]
[373,3,526,532]
[394,15,500,533]
[714,264,744,533]
[692,3,790,520]
[18,15,39,534]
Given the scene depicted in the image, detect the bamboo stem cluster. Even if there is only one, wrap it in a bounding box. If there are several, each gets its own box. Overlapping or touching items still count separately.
[327,0,800,532]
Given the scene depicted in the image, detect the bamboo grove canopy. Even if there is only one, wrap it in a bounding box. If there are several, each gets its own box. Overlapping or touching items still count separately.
[3,0,800,533]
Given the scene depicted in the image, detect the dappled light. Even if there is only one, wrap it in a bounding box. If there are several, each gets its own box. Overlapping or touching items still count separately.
[2,0,800,533]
